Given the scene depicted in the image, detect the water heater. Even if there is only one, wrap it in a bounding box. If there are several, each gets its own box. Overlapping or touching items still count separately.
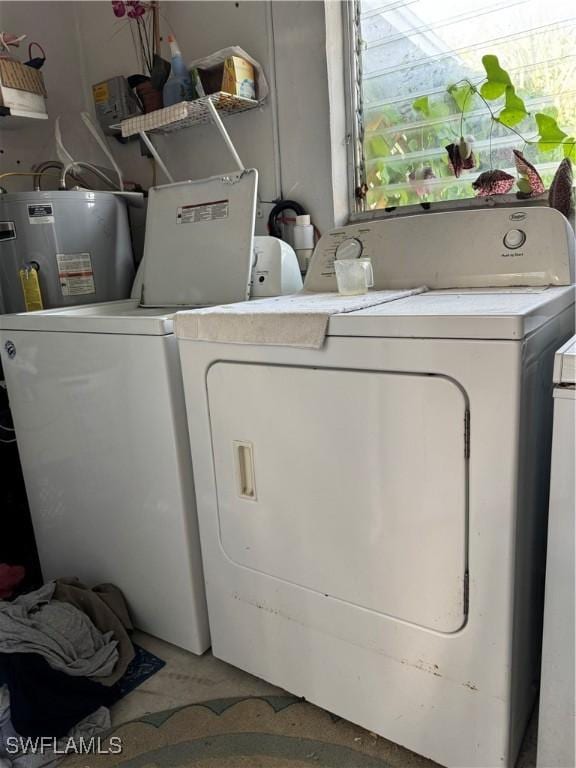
[0,190,135,314]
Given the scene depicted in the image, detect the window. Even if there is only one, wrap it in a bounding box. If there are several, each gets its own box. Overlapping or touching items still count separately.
[348,0,576,214]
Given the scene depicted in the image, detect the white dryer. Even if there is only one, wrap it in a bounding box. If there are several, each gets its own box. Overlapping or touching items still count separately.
[0,171,259,654]
[175,207,575,766]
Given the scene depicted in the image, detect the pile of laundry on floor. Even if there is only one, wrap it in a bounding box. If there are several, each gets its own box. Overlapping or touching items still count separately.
[0,578,134,767]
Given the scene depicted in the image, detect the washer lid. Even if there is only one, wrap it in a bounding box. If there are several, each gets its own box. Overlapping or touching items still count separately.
[327,286,576,340]
[553,335,576,384]
[138,169,257,308]
[0,300,175,335]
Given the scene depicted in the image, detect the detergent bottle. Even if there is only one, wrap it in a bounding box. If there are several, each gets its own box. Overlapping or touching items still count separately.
[163,36,195,106]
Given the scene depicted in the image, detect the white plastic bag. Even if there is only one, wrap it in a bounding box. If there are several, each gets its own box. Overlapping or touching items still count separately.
[188,46,269,104]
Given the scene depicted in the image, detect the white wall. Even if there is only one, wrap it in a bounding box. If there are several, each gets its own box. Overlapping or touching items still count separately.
[0,0,348,232]
[0,1,90,191]
[273,0,347,231]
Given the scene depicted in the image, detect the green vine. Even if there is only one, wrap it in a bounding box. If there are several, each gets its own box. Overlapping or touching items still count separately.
[415,54,575,170]
[363,53,574,209]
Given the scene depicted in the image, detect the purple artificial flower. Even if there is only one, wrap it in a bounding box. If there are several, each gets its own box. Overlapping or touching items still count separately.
[513,150,545,196]
[548,158,573,217]
[445,142,476,178]
[126,0,146,18]
[472,170,515,197]
[407,165,436,197]
[112,0,126,17]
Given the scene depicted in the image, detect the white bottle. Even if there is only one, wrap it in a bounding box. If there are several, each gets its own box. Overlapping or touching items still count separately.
[292,214,314,273]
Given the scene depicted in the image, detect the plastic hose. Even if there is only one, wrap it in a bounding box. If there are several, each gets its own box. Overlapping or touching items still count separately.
[81,112,124,191]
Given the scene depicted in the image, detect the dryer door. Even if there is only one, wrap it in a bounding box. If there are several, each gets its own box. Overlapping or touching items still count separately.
[207,363,468,633]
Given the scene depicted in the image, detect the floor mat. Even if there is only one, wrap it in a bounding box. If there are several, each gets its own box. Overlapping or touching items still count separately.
[109,644,166,704]
[59,695,436,767]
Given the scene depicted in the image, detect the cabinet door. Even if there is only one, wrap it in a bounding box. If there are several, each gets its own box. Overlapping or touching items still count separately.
[208,363,468,633]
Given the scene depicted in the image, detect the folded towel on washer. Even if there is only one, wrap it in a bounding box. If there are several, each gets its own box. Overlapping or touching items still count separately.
[0,583,119,681]
[174,288,428,349]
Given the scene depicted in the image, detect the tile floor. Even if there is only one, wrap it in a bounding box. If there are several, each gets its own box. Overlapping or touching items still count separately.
[112,632,537,768]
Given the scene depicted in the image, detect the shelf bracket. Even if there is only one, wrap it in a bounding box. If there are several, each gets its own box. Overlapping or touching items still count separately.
[138,130,174,183]
[132,97,244,185]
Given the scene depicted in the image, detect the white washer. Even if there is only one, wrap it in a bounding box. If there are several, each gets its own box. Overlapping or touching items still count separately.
[0,171,259,654]
[175,207,575,766]
[538,335,576,768]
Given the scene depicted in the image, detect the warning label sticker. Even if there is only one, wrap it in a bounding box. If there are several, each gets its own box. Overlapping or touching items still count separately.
[19,267,44,312]
[177,199,229,224]
[57,253,96,296]
[92,82,109,103]
[28,204,54,224]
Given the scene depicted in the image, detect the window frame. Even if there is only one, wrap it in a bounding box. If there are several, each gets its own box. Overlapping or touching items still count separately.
[342,0,366,221]
[342,0,553,223]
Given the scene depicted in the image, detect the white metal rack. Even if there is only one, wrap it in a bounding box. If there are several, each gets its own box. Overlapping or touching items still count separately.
[117,92,258,137]
[114,94,255,183]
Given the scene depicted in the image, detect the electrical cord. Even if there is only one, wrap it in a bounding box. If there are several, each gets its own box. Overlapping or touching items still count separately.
[0,395,15,442]
[0,384,15,438]
[267,199,306,238]
[0,171,61,184]
[0,419,16,443]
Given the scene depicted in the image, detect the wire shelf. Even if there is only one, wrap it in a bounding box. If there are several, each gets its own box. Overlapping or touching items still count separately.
[118,92,260,138]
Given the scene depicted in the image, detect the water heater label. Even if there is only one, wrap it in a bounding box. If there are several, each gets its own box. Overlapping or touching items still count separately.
[176,199,229,224]
[28,204,54,224]
[57,252,95,296]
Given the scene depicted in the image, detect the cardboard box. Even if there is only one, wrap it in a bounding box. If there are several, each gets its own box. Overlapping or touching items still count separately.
[222,56,255,99]
[199,56,256,100]
[0,59,46,96]
[0,59,47,113]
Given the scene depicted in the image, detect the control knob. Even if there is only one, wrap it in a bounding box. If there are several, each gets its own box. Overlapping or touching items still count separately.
[503,229,526,249]
[335,237,363,260]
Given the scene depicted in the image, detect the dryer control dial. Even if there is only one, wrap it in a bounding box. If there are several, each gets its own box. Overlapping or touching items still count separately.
[335,237,363,260]
[503,229,526,249]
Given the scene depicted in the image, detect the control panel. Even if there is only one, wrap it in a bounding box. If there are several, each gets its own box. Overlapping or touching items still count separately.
[304,207,574,292]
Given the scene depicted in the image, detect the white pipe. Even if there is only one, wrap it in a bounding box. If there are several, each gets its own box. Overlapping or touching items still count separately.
[138,132,175,183]
[55,116,76,168]
[81,112,124,191]
[60,161,119,190]
[206,99,244,172]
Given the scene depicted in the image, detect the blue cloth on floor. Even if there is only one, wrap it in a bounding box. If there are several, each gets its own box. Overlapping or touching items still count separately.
[109,644,166,701]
